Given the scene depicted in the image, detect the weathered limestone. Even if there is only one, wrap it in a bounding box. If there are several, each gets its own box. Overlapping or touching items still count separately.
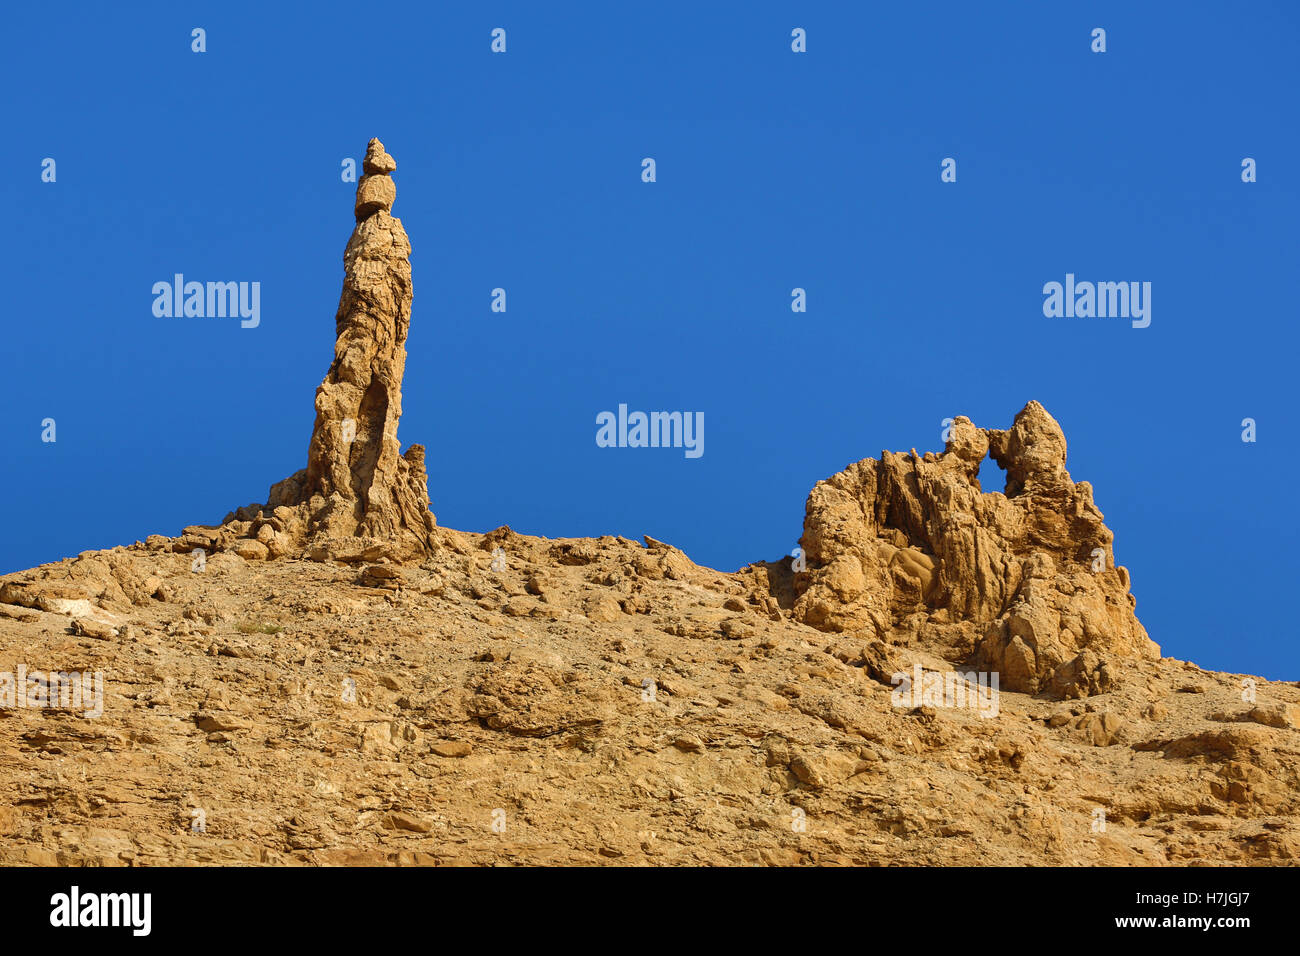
[354,139,397,220]
[791,401,1159,697]
[235,138,436,560]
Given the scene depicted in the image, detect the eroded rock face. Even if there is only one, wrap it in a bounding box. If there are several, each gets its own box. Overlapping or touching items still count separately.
[792,401,1159,696]
[4,522,1297,867]
[242,138,436,560]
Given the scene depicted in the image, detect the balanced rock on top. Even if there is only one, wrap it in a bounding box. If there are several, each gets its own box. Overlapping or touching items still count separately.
[354,138,398,221]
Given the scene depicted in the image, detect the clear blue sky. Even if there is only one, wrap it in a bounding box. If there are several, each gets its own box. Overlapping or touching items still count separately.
[4,2,1298,679]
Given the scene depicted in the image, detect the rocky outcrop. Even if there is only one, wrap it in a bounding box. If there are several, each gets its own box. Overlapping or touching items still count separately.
[791,401,1159,697]
[7,132,1300,869]
[3,519,1297,867]
[231,138,436,561]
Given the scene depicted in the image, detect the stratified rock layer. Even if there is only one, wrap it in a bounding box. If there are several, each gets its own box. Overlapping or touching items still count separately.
[792,401,1159,697]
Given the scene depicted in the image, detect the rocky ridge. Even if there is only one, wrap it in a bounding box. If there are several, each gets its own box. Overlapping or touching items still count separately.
[0,140,1296,867]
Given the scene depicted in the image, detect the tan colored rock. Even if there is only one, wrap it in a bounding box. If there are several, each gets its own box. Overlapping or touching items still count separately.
[1247,703,1300,730]
[791,401,1159,696]
[256,138,436,561]
[355,138,398,220]
[362,137,397,175]
[195,712,251,733]
[430,740,473,758]
[790,750,861,789]
[354,174,395,220]
[379,811,432,833]
[2,139,1294,870]
[231,539,269,561]
[583,594,622,622]
[1069,712,1126,746]
[72,618,116,640]
[0,517,1296,867]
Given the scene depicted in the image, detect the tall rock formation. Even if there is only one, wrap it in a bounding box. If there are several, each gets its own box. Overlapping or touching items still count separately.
[239,138,436,560]
[791,401,1159,697]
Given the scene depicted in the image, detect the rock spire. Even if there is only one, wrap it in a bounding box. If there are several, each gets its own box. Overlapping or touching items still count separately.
[227,138,436,561]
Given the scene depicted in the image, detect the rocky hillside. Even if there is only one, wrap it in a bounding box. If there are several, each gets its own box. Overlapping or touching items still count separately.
[1,141,1296,866]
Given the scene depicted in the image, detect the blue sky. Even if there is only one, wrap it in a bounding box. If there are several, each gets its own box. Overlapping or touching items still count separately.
[4,2,1298,678]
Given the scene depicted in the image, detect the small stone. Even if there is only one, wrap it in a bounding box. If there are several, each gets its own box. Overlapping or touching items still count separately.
[719,618,755,640]
[431,741,473,758]
[380,811,431,833]
[195,712,251,733]
[1143,701,1169,721]
[71,618,116,640]
[363,138,397,174]
[1247,704,1300,730]
[231,539,269,561]
[584,594,622,623]
[354,175,395,220]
